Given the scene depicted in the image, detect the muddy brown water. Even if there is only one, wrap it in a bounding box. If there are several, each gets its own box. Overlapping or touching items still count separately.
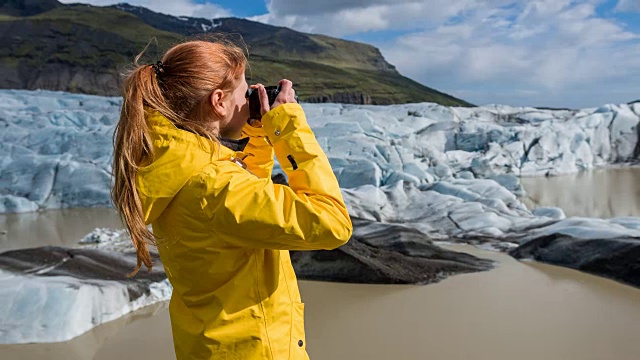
[2,167,640,359]
[520,166,640,218]
[0,208,123,253]
[2,245,640,360]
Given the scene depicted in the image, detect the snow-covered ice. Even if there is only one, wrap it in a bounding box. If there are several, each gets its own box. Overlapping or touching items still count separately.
[0,228,171,344]
[0,268,171,344]
[2,89,639,213]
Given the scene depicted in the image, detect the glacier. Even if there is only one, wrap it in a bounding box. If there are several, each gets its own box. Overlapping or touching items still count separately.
[2,89,639,213]
[1,89,640,344]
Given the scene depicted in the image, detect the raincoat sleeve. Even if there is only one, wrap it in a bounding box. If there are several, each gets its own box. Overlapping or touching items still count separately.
[199,103,352,251]
[240,124,274,179]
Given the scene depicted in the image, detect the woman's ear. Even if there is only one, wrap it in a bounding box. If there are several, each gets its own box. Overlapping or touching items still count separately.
[210,89,228,118]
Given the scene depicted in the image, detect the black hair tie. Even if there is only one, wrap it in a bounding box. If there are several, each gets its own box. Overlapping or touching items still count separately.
[151,61,164,76]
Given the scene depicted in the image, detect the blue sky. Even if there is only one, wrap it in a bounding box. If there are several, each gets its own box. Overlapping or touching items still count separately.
[59,0,640,109]
[190,0,267,17]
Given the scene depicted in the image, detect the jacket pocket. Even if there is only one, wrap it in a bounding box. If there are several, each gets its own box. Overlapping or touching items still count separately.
[291,302,307,357]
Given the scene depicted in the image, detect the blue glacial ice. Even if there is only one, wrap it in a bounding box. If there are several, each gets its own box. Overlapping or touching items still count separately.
[2,89,639,214]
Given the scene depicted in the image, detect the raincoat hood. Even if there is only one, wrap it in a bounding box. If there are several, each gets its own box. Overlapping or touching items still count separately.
[136,109,232,224]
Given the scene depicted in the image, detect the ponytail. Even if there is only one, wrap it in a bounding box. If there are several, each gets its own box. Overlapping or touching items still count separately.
[112,43,161,277]
[112,36,248,276]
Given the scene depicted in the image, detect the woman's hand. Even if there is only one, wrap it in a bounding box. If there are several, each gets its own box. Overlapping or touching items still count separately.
[258,79,297,117]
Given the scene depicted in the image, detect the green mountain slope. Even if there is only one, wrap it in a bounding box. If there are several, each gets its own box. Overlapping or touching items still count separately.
[0,0,60,16]
[0,1,472,106]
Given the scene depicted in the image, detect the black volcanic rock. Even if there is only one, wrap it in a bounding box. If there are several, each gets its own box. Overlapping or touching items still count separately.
[0,246,165,298]
[0,220,494,287]
[0,245,169,344]
[291,218,494,284]
[509,235,640,287]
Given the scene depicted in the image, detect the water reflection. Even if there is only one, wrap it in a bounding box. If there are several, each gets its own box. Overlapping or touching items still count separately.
[520,166,640,218]
[0,208,122,252]
[0,302,168,360]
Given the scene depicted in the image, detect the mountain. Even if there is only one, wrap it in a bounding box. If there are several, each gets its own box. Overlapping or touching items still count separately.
[0,1,472,106]
[0,0,60,16]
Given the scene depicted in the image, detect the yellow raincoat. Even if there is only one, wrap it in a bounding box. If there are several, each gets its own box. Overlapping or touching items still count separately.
[136,103,352,359]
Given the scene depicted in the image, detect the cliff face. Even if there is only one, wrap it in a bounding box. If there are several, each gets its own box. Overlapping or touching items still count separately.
[0,61,118,95]
[306,92,373,105]
[0,2,472,106]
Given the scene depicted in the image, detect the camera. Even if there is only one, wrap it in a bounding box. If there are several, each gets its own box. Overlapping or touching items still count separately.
[246,85,298,120]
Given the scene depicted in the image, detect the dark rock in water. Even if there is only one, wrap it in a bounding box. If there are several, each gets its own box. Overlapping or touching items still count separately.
[509,235,640,287]
[1,219,494,290]
[291,218,495,285]
[0,246,170,344]
[0,246,165,299]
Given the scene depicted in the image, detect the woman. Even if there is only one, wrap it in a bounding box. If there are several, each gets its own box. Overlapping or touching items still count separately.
[111,38,353,359]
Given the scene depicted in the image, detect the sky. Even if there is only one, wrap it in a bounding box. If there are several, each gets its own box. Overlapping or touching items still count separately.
[58,0,640,109]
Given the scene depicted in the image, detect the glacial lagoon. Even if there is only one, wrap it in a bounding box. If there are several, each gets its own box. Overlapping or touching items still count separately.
[3,246,640,360]
[1,168,640,359]
[520,166,640,219]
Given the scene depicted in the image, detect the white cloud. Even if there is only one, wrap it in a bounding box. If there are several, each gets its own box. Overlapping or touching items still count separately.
[57,0,231,18]
[615,0,640,12]
[266,0,424,16]
[251,5,394,34]
[377,1,640,107]
[254,0,482,36]
[250,0,640,107]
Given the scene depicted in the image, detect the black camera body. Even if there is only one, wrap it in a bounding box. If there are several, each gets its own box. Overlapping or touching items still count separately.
[247,85,298,120]
[247,86,281,120]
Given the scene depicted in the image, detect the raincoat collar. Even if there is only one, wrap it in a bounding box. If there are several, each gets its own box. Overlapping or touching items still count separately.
[218,136,250,152]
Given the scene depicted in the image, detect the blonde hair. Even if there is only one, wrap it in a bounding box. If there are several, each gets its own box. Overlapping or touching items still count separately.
[112,36,247,276]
